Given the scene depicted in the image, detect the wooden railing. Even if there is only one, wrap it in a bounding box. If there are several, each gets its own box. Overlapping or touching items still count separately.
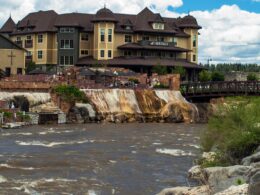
[181,81,260,97]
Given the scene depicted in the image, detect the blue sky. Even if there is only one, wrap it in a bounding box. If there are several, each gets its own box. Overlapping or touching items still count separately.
[0,0,259,64]
[170,0,260,13]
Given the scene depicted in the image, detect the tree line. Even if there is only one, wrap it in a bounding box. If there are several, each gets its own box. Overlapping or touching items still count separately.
[202,63,260,72]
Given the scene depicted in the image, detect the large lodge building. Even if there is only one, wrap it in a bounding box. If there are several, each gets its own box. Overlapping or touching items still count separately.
[0,7,202,80]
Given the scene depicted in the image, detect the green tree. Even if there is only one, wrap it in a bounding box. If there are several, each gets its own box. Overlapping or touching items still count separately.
[172,66,186,79]
[247,73,258,81]
[53,85,87,103]
[199,70,211,82]
[26,61,37,74]
[211,71,225,81]
[152,64,168,75]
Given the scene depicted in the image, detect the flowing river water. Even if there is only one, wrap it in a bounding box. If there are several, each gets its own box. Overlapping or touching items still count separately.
[0,123,205,195]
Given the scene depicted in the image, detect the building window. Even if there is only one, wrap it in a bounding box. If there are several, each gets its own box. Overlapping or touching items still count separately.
[193,54,196,62]
[171,37,177,46]
[156,36,164,42]
[81,33,88,41]
[37,51,43,59]
[16,37,21,41]
[60,56,64,65]
[60,40,73,49]
[153,23,164,30]
[70,56,74,65]
[108,50,112,58]
[81,50,89,56]
[26,36,31,40]
[60,56,74,65]
[193,35,197,47]
[125,35,132,43]
[125,26,132,30]
[60,27,74,33]
[142,36,149,41]
[5,67,11,77]
[17,68,23,75]
[38,34,43,43]
[100,29,105,42]
[100,50,105,58]
[124,51,132,56]
[108,29,112,42]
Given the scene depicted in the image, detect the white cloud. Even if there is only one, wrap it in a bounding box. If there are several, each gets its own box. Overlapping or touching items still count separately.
[0,1,259,64]
[165,5,260,64]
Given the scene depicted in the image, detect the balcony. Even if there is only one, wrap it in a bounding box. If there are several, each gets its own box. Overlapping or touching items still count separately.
[138,40,177,47]
[25,40,33,48]
[25,55,33,64]
[15,40,23,47]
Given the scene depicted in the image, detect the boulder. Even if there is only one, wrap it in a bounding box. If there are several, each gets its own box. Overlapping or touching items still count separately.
[248,167,260,195]
[215,184,248,195]
[156,185,210,195]
[242,151,260,166]
[204,165,251,193]
[188,165,205,181]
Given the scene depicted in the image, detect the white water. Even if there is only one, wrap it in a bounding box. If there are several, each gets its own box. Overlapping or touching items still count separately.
[156,148,195,156]
[76,103,96,118]
[0,92,50,106]
[15,140,91,147]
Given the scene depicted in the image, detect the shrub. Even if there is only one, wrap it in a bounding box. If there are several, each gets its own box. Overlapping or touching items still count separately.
[25,61,37,74]
[199,70,211,82]
[53,85,87,103]
[152,64,168,75]
[201,97,260,165]
[247,73,258,81]
[128,78,140,84]
[211,71,225,81]
[171,66,187,79]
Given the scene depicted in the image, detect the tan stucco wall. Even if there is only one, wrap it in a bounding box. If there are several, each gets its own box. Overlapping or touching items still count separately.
[10,33,57,65]
[0,49,26,75]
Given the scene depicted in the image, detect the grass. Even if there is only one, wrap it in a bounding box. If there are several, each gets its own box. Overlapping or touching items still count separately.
[200,96,260,165]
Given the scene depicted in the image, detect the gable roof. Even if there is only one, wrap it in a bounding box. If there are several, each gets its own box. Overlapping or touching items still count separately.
[0,17,16,33]
[0,34,27,51]
[3,7,201,36]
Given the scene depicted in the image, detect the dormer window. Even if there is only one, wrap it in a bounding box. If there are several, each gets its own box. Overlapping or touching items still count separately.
[153,23,164,30]
[125,26,132,30]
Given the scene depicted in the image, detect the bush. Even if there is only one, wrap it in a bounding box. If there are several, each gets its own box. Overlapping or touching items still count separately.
[53,85,87,103]
[199,70,211,82]
[247,73,258,81]
[152,64,168,75]
[211,71,225,81]
[128,78,140,84]
[26,61,37,74]
[201,97,260,165]
[171,66,186,79]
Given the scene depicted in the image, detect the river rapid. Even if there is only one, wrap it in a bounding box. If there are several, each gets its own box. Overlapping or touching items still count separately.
[0,123,205,195]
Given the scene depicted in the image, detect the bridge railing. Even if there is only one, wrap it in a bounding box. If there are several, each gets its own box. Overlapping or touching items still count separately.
[181,81,260,97]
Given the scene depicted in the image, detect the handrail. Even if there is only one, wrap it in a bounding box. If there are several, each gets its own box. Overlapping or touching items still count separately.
[181,81,260,97]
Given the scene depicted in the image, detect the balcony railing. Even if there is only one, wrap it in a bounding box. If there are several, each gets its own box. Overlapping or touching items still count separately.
[25,40,33,48]
[138,40,177,47]
[15,40,23,47]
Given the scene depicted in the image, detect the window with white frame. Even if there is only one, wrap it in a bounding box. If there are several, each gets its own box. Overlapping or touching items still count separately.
[60,27,74,33]
[37,50,43,59]
[81,50,89,56]
[60,40,74,49]
[38,34,43,43]
[153,23,164,30]
[108,29,113,42]
[125,35,132,43]
[100,50,105,58]
[100,29,105,42]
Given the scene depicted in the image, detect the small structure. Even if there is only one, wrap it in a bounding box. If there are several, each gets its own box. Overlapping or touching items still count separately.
[0,34,26,76]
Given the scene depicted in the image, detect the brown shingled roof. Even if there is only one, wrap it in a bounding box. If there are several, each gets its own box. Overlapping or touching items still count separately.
[76,56,203,69]
[0,17,16,33]
[118,43,191,52]
[12,10,58,35]
[4,7,201,35]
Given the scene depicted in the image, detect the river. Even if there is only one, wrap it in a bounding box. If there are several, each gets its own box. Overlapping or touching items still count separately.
[0,123,205,195]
